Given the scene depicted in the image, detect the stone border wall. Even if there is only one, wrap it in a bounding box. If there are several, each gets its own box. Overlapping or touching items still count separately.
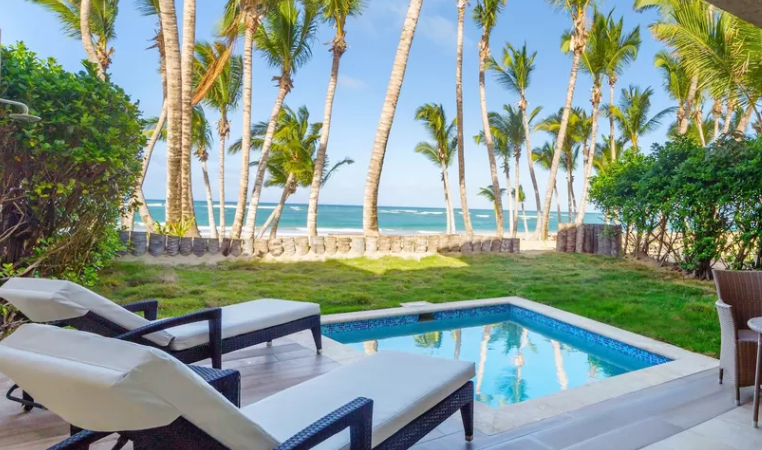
[556,224,622,257]
[117,232,521,259]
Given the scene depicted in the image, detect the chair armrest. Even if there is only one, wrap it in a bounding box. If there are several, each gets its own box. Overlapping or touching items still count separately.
[46,430,114,449]
[716,299,738,341]
[122,299,159,320]
[275,398,373,450]
[115,308,223,368]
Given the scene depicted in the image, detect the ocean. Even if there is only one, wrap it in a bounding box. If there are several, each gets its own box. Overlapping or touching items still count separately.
[139,200,605,237]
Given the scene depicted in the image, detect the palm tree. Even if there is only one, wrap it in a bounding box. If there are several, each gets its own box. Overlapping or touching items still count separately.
[231,106,354,238]
[478,185,507,223]
[158,0,183,224]
[490,42,542,234]
[195,41,244,241]
[414,104,457,234]
[475,123,513,233]
[539,0,593,240]
[455,0,474,237]
[513,185,529,235]
[362,0,424,236]
[594,135,628,172]
[223,0,271,239]
[146,106,217,237]
[654,50,691,130]
[242,0,319,239]
[603,13,640,160]
[179,0,200,237]
[306,0,365,237]
[473,0,506,238]
[574,9,614,226]
[533,143,563,226]
[610,85,673,151]
[30,0,116,78]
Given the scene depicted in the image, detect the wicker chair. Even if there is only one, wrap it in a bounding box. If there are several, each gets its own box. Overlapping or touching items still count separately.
[714,269,762,405]
[0,325,476,450]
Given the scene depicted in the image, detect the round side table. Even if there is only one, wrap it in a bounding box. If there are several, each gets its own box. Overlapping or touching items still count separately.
[747,317,762,427]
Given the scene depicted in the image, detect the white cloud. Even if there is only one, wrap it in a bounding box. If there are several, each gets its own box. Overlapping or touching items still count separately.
[338,75,367,89]
[417,15,474,51]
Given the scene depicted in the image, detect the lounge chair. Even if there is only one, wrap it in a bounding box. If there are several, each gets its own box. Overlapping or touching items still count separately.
[0,277,322,410]
[0,324,476,450]
[714,269,762,405]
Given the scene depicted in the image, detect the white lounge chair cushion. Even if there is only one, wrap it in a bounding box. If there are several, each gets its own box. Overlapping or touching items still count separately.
[242,351,476,450]
[166,299,320,351]
[0,324,279,450]
[0,278,173,347]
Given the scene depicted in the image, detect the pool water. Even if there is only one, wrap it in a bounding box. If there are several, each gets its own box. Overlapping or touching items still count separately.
[325,310,660,408]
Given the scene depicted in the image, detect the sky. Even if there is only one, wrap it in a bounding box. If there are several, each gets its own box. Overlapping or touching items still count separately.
[1,0,668,211]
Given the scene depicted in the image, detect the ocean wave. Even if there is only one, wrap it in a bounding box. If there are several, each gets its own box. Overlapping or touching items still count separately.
[290,206,302,211]
[147,203,164,207]
[416,230,442,234]
[212,204,238,209]
[476,214,489,218]
[415,211,443,215]
[295,227,364,234]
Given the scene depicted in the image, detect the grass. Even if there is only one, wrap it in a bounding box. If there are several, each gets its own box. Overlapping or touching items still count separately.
[94,253,720,357]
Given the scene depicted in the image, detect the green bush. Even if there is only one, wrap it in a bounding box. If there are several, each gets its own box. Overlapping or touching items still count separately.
[590,137,762,279]
[0,43,145,286]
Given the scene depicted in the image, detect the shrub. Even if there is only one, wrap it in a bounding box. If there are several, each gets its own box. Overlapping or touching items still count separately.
[590,137,762,280]
[0,43,145,286]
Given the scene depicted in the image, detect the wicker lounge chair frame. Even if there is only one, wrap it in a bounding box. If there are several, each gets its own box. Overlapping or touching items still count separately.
[45,371,475,450]
[6,299,322,411]
[714,269,762,405]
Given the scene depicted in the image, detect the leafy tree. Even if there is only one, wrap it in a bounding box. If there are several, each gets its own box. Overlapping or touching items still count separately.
[0,44,144,285]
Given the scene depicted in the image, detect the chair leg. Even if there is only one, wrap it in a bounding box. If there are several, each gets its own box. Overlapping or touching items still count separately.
[736,385,742,406]
[311,325,323,354]
[460,400,474,442]
[266,341,273,347]
[719,368,724,384]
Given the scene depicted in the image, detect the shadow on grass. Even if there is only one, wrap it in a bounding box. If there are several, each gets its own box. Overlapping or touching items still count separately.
[95,253,720,356]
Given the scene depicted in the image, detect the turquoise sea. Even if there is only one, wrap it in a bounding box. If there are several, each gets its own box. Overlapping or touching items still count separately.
[140,200,604,237]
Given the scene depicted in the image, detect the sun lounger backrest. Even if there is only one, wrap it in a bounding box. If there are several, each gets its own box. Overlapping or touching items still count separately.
[0,278,172,347]
[0,325,279,450]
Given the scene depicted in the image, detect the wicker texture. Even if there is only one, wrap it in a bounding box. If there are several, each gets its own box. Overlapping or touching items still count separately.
[714,270,762,402]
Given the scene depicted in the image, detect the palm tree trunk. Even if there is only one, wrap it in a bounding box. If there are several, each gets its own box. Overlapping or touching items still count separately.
[307,37,346,237]
[79,0,105,80]
[179,0,199,237]
[679,74,699,135]
[256,209,276,239]
[244,79,290,238]
[478,42,504,239]
[363,0,424,236]
[158,0,183,224]
[540,49,582,239]
[520,99,541,236]
[130,102,167,232]
[609,80,616,160]
[455,0,473,237]
[513,154,520,238]
[441,160,455,234]
[521,201,529,236]
[133,188,156,232]
[200,159,218,239]
[218,115,228,241]
[736,104,754,134]
[576,86,600,226]
[551,340,568,391]
[269,175,295,239]
[453,329,461,360]
[503,160,514,234]
[722,99,734,135]
[712,98,722,141]
[566,169,573,224]
[695,111,706,147]
[476,325,491,396]
[231,23,256,239]
[554,183,562,227]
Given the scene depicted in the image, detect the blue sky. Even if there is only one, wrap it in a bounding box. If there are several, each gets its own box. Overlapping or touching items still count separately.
[2,0,667,211]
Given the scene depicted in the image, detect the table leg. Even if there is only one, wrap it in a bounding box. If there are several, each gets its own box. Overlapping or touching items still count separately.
[754,335,762,428]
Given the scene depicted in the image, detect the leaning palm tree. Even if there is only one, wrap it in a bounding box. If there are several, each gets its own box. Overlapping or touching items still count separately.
[363,0,425,236]
[602,12,640,160]
[414,104,457,234]
[573,9,609,226]
[512,186,529,235]
[455,0,474,236]
[489,42,543,234]
[222,0,272,239]
[194,41,244,241]
[478,185,507,223]
[306,0,366,237]
[474,118,514,234]
[610,85,673,151]
[538,0,593,240]
[30,0,116,78]
[231,106,354,238]
[473,0,506,238]
[242,0,319,239]
[533,142,563,225]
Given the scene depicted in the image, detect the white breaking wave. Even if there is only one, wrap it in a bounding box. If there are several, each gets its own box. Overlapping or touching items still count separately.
[415,211,444,215]
[416,230,441,234]
[295,227,364,234]
[476,214,490,218]
[290,206,302,211]
[147,203,164,207]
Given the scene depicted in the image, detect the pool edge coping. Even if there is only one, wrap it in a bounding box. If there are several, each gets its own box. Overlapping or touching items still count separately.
[291,297,718,435]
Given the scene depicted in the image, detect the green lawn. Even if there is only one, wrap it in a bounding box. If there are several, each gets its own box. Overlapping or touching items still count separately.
[95,253,720,357]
